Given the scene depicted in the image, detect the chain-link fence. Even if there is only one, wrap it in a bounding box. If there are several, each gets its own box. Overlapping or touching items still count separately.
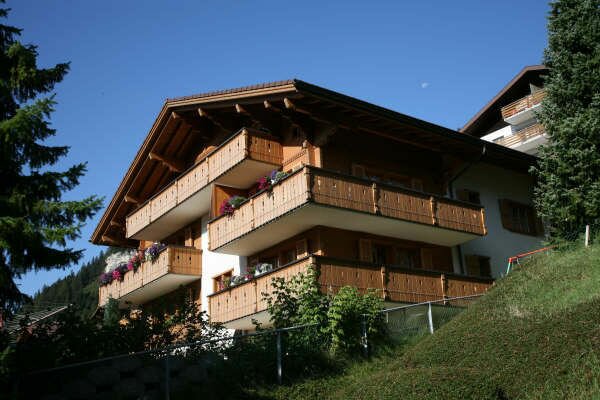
[20,296,483,399]
[361,295,482,356]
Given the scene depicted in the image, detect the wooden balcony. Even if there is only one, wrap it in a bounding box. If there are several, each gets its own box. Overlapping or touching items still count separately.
[501,89,545,124]
[494,123,545,148]
[208,256,493,329]
[98,246,202,307]
[126,128,283,241]
[208,167,486,255]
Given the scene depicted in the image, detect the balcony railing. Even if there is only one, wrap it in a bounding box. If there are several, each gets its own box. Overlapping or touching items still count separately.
[494,123,545,148]
[98,246,202,307]
[501,89,545,120]
[208,167,486,252]
[208,256,493,325]
[126,128,283,239]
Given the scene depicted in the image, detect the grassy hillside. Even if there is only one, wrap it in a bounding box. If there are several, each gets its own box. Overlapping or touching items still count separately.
[261,244,600,399]
[31,247,121,317]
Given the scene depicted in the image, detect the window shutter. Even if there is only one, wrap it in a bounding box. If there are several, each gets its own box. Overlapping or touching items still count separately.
[352,164,366,178]
[420,248,433,269]
[464,255,480,276]
[498,199,514,230]
[359,239,372,262]
[295,239,308,259]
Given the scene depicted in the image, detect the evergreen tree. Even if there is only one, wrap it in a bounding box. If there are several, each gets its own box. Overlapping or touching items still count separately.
[0,3,102,315]
[532,0,600,238]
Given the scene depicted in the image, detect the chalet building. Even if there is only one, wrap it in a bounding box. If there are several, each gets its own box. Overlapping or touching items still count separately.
[461,65,549,155]
[91,79,543,329]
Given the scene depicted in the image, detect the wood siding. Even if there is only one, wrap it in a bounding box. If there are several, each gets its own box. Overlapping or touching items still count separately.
[125,128,283,238]
[208,167,487,250]
[208,256,493,324]
[98,246,201,307]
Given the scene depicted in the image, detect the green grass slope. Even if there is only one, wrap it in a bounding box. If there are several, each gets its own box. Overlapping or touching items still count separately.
[263,244,600,400]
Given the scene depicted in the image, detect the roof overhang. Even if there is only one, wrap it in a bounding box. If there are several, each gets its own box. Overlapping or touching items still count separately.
[460,65,548,135]
[91,79,537,246]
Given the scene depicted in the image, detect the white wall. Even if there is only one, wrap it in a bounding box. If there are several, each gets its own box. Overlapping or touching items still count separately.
[453,163,543,278]
[481,124,512,143]
[200,215,246,312]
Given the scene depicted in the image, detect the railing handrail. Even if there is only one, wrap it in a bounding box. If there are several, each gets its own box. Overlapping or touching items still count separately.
[208,165,485,225]
[501,89,546,118]
[377,294,483,314]
[207,255,314,297]
[125,127,278,220]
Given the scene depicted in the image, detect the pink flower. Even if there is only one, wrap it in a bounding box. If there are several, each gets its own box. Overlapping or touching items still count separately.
[112,269,122,281]
[127,262,134,271]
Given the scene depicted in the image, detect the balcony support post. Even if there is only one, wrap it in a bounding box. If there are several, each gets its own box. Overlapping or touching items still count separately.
[372,183,380,214]
[380,265,389,300]
[430,196,438,226]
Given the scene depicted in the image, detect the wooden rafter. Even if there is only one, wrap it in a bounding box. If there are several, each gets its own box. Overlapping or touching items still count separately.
[124,194,141,204]
[148,151,184,173]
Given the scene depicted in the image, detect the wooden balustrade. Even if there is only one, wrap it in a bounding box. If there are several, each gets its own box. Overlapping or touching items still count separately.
[494,123,545,148]
[125,128,283,238]
[208,256,493,324]
[208,167,487,250]
[501,89,545,119]
[98,246,201,306]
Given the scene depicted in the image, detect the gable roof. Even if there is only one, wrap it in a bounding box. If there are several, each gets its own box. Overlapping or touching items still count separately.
[460,65,548,136]
[91,79,537,246]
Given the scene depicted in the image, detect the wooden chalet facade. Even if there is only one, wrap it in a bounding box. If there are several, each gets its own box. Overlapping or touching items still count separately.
[91,79,541,329]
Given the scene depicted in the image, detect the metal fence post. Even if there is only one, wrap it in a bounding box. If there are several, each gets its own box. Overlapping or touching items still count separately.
[585,225,590,247]
[165,355,171,400]
[361,315,369,358]
[276,331,282,385]
[427,302,434,334]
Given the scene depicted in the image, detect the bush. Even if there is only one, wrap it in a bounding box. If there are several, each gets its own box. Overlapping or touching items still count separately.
[262,266,386,356]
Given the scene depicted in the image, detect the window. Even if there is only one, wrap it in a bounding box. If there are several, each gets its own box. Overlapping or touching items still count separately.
[279,248,296,266]
[499,199,542,236]
[465,255,491,277]
[213,270,233,292]
[394,247,417,268]
[352,163,424,191]
[371,244,390,265]
[456,189,481,204]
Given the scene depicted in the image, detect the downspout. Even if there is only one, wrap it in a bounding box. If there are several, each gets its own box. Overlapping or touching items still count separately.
[447,145,487,275]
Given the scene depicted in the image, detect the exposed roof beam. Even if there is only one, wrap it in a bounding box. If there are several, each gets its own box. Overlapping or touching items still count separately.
[109,220,124,229]
[101,234,123,246]
[124,194,141,204]
[284,97,312,115]
[148,151,184,173]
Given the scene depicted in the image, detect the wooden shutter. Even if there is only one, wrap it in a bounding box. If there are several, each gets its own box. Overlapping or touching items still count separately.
[352,164,366,178]
[295,239,308,259]
[359,239,373,262]
[420,248,434,269]
[498,199,514,230]
[464,255,480,276]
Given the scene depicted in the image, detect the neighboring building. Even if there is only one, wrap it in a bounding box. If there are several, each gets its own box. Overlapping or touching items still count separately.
[461,65,549,155]
[91,79,543,330]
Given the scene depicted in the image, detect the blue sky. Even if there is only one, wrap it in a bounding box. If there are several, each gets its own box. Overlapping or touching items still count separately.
[10,0,549,295]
